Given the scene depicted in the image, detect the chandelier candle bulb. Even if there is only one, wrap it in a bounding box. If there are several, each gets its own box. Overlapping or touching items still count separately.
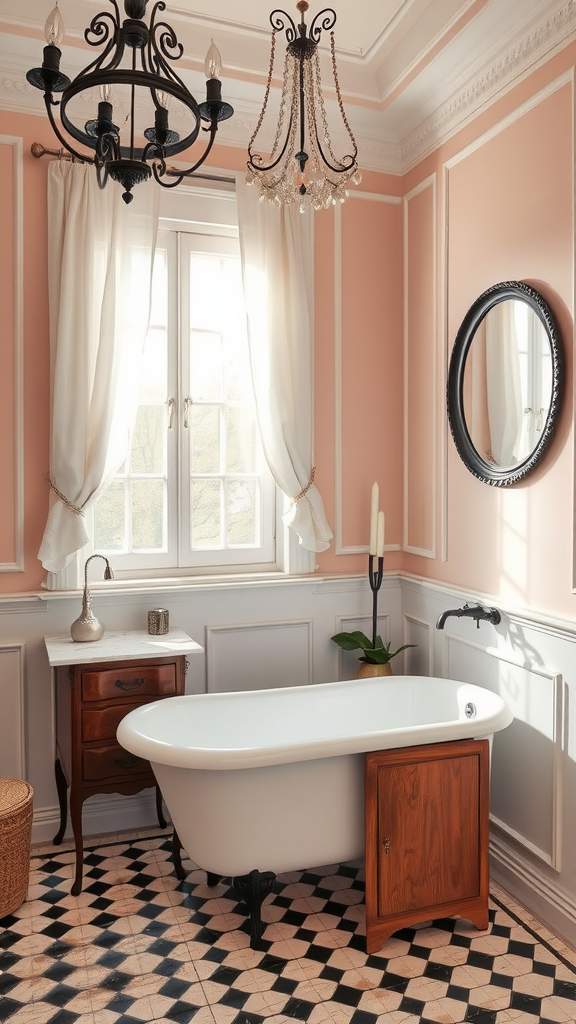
[369,482,379,555]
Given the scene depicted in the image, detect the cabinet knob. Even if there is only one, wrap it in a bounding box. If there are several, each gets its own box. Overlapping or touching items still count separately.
[383,837,391,855]
[115,677,145,691]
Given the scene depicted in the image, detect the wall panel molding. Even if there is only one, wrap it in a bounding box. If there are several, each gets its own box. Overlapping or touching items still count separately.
[443,630,563,871]
[205,619,313,692]
[403,173,437,558]
[0,641,26,777]
[403,613,433,676]
[491,829,576,930]
[333,193,403,557]
[0,135,24,572]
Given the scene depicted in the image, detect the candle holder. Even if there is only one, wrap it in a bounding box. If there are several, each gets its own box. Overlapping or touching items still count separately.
[368,554,384,649]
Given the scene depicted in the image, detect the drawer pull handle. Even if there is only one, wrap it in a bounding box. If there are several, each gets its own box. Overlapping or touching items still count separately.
[383,837,391,855]
[114,755,142,770]
[115,677,145,691]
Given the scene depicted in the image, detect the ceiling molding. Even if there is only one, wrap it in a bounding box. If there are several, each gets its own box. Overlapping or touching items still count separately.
[399,0,576,169]
[1,0,575,177]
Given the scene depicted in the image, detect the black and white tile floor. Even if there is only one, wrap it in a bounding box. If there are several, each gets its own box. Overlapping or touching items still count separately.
[2,829,576,1024]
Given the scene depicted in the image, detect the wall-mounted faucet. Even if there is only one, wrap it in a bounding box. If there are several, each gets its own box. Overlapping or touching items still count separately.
[436,602,501,630]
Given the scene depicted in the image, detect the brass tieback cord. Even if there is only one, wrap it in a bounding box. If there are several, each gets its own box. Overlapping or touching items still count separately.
[292,467,315,504]
[44,473,85,516]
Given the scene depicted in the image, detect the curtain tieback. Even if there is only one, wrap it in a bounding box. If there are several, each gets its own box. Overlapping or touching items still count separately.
[292,467,316,505]
[44,473,85,516]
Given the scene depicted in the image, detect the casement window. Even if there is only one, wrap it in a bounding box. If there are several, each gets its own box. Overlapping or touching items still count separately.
[91,186,277,576]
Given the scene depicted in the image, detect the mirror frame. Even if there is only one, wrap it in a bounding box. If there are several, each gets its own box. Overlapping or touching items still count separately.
[447,281,563,486]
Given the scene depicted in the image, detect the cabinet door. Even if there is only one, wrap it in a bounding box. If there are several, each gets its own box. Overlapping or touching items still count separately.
[365,739,489,953]
[375,753,480,916]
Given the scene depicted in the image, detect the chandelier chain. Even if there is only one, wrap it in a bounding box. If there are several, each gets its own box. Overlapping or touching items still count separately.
[330,31,357,151]
[247,29,277,154]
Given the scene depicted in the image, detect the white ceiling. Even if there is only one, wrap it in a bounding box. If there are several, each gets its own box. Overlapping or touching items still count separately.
[1,0,575,173]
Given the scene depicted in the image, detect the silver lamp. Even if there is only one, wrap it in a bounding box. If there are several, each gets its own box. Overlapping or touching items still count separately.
[70,554,114,643]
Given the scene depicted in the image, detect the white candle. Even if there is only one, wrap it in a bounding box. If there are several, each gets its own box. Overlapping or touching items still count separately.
[376,511,385,557]
[369,482,379,555]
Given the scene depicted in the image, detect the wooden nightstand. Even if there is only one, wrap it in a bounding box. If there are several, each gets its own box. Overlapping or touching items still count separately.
[45,629,203,895]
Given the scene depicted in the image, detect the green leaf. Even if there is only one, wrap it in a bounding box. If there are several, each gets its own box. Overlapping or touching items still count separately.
[331,631,417,664]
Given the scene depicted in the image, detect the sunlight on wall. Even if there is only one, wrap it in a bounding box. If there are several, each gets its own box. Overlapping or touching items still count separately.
[498,488,529,604]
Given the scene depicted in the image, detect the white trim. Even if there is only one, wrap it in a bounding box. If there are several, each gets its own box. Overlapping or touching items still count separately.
[333,204,345,555]
[348,191,403,205]
[403,172,437,559]
[444,70,573,172]
[491,828,576,934]
[440,164,450,564]
[0,135,24,573]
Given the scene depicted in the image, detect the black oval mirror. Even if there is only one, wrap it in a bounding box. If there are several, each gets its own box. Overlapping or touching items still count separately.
[447,282,563,485]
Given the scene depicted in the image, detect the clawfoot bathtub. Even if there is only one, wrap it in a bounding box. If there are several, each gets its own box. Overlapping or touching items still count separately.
[117,675,512,946]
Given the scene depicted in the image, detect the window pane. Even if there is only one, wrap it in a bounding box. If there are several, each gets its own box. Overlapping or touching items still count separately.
[227,480,257,545]
[149,248,167,325]
[227,408,255,473]
[189,256,223,325]
[190,405,220,473]
[94,482,126,551]
[191,479,221,548]
[131,405,166,474]
[140,327,168,402]
[190,331,222,401]
[131,480,165,550]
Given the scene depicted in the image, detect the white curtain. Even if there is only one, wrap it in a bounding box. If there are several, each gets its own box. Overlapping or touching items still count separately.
[235,176,333,557]
[38,161,159,575]
[486,302,523,467]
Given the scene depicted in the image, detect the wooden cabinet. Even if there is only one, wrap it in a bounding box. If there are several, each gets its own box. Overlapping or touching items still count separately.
[54,653,186,894]
[365,738,489,954]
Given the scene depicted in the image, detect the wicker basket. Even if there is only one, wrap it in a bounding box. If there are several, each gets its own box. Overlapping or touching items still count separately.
[0,777,34,918]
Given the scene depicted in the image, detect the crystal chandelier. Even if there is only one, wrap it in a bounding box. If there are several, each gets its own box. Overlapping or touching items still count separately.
[246,0,361,210]
[26,1,234,204]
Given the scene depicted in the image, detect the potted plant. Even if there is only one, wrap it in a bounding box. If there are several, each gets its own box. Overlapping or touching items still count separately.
[331,630,416,678]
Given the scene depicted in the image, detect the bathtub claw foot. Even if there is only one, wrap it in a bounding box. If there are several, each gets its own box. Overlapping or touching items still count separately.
[233,869,276,948]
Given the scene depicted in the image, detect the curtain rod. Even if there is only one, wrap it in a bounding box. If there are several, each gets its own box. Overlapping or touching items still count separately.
[30,143,236,185]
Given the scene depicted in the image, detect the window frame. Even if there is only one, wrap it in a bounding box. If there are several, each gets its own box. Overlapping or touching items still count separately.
[88,182,279,579]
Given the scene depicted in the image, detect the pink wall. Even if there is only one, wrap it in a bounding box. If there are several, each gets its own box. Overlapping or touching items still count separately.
[0,45,574,615]
[402,64,575,620]
[0,115,401,591]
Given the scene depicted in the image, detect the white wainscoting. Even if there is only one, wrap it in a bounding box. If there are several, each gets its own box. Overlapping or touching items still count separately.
[0,641,25,777]
[205,619,313,692]
[442,630,563,871]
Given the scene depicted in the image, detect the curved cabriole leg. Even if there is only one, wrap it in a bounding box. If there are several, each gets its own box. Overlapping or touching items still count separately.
[233,869,276,949]
[172,829,186,880]
[155,785,167,829]
[69,788,84,896]
[53,758,68,844]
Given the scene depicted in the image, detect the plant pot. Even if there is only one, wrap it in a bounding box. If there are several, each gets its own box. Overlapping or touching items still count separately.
[357,662,393,679]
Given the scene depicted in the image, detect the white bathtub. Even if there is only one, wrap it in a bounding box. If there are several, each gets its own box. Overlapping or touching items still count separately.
[117,675,512,880]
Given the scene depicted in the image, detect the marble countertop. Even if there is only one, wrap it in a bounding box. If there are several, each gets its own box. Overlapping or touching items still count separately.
[44,628,203,667]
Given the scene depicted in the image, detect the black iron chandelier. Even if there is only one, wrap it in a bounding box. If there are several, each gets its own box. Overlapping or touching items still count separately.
[27,0,234,204]
[246,0,361,209]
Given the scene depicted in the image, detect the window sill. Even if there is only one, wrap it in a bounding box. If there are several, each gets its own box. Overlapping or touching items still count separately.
[36,570,353,600]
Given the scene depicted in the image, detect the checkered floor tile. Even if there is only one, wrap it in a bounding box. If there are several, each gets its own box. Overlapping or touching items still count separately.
[2,830,576,1023]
